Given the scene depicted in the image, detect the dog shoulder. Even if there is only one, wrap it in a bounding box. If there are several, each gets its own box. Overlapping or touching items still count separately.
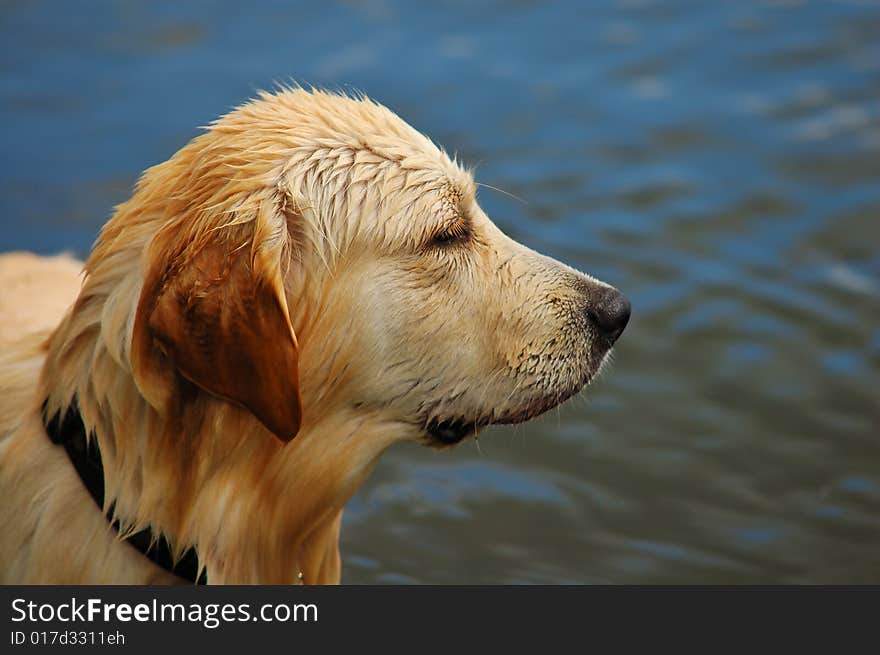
[0,252,84,347]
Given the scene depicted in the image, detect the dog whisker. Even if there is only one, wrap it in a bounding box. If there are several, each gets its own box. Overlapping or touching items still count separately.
[476,181,527,205]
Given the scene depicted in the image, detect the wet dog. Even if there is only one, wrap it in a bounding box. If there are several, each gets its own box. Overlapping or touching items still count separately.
[0,89,629,583]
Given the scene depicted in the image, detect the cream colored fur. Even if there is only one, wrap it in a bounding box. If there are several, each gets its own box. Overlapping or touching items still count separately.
[0,88,621,584]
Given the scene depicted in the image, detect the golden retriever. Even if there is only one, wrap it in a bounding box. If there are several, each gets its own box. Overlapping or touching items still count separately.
[0,88,630,584]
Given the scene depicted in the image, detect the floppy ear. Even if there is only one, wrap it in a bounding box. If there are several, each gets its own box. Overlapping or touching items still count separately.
[132,211,302,442]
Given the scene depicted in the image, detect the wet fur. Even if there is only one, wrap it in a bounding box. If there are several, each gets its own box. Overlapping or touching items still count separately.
[0,89,617,584]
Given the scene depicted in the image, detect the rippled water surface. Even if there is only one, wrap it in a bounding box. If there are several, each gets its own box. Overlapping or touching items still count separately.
[2,0,878,583]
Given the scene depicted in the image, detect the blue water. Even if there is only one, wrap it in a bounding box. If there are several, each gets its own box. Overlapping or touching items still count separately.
[2,0,878,582]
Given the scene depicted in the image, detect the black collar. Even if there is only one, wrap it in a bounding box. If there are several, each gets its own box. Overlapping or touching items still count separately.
[42,398,206,584]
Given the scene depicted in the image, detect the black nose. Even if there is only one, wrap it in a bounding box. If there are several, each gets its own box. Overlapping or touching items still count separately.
[587,287,631,344]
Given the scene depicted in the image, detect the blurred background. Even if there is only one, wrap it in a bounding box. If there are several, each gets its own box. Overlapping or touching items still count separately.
[2,0,878,583]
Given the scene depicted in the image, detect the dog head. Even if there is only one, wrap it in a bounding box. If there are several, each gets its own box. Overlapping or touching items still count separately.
[130,89,630,447]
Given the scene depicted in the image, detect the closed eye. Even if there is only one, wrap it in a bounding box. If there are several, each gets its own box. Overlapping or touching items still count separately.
[430,219,470,247]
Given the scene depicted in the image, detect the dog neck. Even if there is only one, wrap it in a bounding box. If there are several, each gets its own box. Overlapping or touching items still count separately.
[41,398,206,583]
[39,243,400,584]
[41,359,397,583]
